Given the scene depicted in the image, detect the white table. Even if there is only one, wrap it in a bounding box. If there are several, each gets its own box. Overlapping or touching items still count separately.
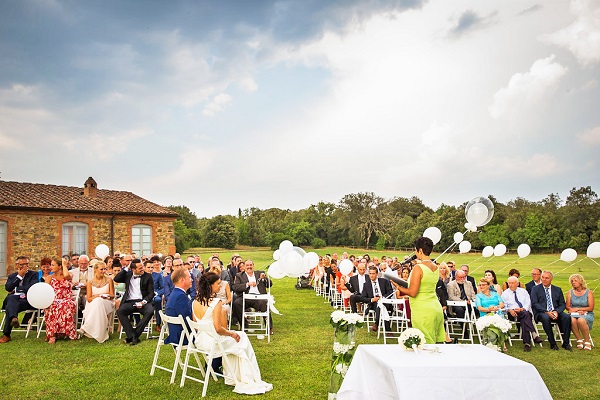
[336,344,551,400]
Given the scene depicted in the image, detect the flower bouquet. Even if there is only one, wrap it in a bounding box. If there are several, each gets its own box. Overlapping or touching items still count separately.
[398,328,426,351]
[328,311,364,399]
[475,313,512,352]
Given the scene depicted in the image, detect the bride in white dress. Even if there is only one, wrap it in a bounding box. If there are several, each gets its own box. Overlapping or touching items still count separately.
[79,261,115,343]
[193,272,273,395]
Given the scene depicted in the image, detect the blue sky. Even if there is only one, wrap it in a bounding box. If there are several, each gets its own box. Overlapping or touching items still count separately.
[1,0,599,218]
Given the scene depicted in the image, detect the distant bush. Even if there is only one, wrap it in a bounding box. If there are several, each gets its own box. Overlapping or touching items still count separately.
[311,237,326,249]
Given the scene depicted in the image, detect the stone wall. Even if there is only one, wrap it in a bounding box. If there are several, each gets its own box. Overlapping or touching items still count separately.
[0,210,175,276]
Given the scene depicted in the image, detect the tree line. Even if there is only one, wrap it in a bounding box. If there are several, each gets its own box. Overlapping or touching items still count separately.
[169,186,600,254]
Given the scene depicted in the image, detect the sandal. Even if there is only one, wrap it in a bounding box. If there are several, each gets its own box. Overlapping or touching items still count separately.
[577,339,584,350]
[48,336,56,344]
[584,342,592,351]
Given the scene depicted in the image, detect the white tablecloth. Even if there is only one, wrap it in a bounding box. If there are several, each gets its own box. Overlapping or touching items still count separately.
[337,344,551,400]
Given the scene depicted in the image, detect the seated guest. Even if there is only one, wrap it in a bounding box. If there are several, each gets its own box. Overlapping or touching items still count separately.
[71,255,94,310]
[209,258,232,322]
[339,269,354,309]
[501,276,541,352]
[0,256,38,343]
[114,258,155,345]
[358,266,393,332]
[438,262,451,286]
[501,269,525,292]
[531,271,572,351]
[446,270,477,318]
[460,264,477,291]
[164,268,193,345]
[475,278,505,315]
[566,274,594,351]
[79,261,115,343]
[232,260,273,334]
[194,272,273,394]
[344,262,367,313]
[38,257,54,283]
[525,268,542,295]
[164,258,197,305]
[482,270,502,295]
[145,260,165,331]
[45,257,78,344]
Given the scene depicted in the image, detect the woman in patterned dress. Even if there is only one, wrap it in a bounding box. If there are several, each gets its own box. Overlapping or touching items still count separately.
[45,257,78,344]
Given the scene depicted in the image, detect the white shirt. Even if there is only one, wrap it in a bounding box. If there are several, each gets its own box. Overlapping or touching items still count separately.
[501,287,532,311]
[246,272,260,295]
[128,273,143,301]
[357,274,366,293]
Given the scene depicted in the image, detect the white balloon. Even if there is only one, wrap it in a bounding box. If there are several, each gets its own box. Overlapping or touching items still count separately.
[465,197,495,227]
[423,227,442,245]
[482,246,494,258]
[453,232,464,244]
[27,283,55,309]
[281,251,305,277]
[517,244,531,258]
[560,248,577,262]
[586,242,600,259]
[339,259,354,276]
[95,244,110,259]
[267,261,286,279]
[464,222,478,232]
[293,246,307,257]
[493,244,507,257]
[273,249,281,261]
[279,240,294,255]
[459,240,472,254]
[304,252,319,270]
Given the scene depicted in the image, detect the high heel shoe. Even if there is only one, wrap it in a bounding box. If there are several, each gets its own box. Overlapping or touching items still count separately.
[584,342,592,351]
[576,339,584,350]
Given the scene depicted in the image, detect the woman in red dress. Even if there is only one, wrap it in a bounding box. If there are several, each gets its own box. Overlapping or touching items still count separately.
[45,257,78,344]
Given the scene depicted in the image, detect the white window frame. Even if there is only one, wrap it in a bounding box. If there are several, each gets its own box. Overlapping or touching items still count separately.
[132,224,152,258]
[62,222,88,256]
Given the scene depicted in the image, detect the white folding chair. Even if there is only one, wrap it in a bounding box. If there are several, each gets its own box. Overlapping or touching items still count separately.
[181,316,239,396]
[241,293,271,342]
[119,312,152,339]
[377,298,410,344]
[446,300,475,344]
[0,308,40,338]
[150,311,202,384]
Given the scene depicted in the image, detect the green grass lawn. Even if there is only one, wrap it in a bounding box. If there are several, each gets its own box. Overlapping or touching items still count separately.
[1,247,598,399]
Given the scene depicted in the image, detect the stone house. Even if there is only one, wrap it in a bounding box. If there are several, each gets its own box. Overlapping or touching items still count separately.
[0,177,178,277]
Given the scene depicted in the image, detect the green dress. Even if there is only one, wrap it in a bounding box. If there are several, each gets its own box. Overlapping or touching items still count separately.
[409,263,446,344]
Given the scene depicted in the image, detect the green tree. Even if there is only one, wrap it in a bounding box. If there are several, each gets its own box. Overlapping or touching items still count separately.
[338,192,390,249]
[202,215,238,249]
[168,205,199,229]
[284,220,316,246]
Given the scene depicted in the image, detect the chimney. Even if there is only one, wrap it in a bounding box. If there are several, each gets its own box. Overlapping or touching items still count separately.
[83,177,98,198]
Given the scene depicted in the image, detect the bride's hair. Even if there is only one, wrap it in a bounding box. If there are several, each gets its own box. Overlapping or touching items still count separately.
[196,272,220,306]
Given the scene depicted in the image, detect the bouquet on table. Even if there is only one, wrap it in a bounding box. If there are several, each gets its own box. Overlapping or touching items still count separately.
[328,311,364,399]
[475,313,512,352]
[398,328,426,351]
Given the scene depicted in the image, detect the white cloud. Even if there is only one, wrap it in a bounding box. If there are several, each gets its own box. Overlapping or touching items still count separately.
[202,93,233,117]
[577,126,600,145]
[541,0,600,66]
[489,55,567,119]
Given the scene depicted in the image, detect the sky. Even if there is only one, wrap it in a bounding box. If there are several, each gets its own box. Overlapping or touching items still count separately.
[1,0,599,218]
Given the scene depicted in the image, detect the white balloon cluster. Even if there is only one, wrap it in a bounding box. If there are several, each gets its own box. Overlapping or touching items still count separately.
[268,240,319,279]
[27,283,55,309]
[587,242,600,259]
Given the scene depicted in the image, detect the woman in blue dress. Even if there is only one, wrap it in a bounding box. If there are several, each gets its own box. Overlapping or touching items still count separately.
[566,274,595,351]
[475,278,505,315]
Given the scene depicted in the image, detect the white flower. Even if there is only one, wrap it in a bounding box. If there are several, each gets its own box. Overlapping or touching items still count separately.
[333,342,354,354]
[331,310,346,323]
[335,363,349,376]
[485,343,500,351]
[343,313,364,325]
[398,328,426,349]
[475,314,511,333]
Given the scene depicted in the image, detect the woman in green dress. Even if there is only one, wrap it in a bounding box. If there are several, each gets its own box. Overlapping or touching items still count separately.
[397,237,446,344]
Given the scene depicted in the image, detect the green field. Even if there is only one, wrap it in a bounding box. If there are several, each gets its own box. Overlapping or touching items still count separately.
[1,247,598,399]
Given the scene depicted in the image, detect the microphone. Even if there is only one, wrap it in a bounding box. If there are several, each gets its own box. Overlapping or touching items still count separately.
[391,255,416,271]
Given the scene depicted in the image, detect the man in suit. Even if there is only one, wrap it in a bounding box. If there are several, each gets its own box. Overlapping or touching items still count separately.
[0,256,39,343]
[447,270,477,318]
[460,264,476,291]
[343,261,368,313]
[531,270,572,350]
[525,268,542,295]
[164,268,192,345]
[232,259,273,333]
[71,254,95,313]
[359,266,394,332]
[145,259,165,331]
[447,261,457,280]
[114,258,155,345]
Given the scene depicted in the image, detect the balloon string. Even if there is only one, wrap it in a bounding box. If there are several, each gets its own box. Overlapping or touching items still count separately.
[589,279,600,293]
[471,256,494,275]
[497,259,518,273]
[587,258,600,267]
[435,242,458,262]
[542,259,560,269]
[553,258,586,276]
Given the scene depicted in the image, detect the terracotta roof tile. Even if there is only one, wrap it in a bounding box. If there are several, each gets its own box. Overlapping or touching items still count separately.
[0,179,178,216]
